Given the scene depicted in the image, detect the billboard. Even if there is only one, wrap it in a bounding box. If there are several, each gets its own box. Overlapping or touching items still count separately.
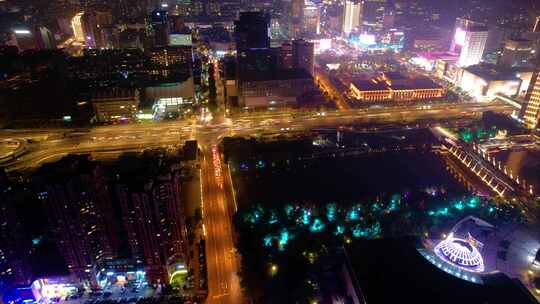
[169,34,192,46]
[454,28,466,46]
[349,30,404,51]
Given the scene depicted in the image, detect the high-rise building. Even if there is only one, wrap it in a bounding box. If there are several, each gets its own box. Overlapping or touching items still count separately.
[290,0,304,38]
[293,39,314,76]
[71,11,112,48]
[234,11,270,52]
[115,162,186,284]
[279,42,294,69]
[72,12,85,42]
[450,18,488,67]
[150,10,170,47]
[235,12,273,79]
[342,0,362,35]
[149,46,194,78]
[81,12,99,48]
[34,155,118,283]
[500,39,533,67]
[0,170,30,288]
[237,48,279,75]
[362,0,387,28]
[302,1,320,36]
[523,70,540,129]
[7,26,55,51]
[34,26,55,49]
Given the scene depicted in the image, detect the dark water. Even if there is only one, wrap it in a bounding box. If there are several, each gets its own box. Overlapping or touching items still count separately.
[231,149,468,207]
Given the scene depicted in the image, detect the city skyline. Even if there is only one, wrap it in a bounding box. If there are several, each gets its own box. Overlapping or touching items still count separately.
[1,0,540,303]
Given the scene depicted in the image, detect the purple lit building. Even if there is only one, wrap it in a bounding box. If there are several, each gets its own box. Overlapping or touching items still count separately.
[33,155,118,284]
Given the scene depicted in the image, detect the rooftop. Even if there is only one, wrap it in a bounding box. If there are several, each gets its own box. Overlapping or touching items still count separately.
[417,51,459,61]
[91,87,139,100]
[351,73,442,91]
[464,64,520,81]
[344,237,537,304]
[240,68,313,82]
[34,154,98,184]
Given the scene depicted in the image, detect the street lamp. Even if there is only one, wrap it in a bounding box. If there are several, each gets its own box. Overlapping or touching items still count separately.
[269,264,278,277]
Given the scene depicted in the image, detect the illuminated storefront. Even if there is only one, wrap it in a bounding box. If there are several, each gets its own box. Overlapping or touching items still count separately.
[349,30,404,52]
[31,278,78,302]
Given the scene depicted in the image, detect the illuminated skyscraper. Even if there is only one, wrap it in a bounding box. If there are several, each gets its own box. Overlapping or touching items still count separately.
[450,18,488,67]
[279,42,294,69]
[302,1,320,36]
[71,12,84,42]
[342,0,362,35]
[523,70,540,129]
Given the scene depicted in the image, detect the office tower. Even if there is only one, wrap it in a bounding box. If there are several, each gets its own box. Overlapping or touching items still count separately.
[362,0,386,28]
[115,164,186,284]
[534,16,540,33]
[293,39,314,75]
[290,0,304,38]
[149,46,194,78]
[302,1,320,36]
[34,26,55,49]
[450,18,488,67]
[235,12,274,78]
[205,0,221,16]
[81,12,99,48]
[500,39,533,67]
[70,11,111,48]
[34,155,118,282]
[237,48,279,75]
[342,0,362,35]
[151,10,170,47]
[523,70,540,129]
[234,11,270,52]
[279,42,294,69]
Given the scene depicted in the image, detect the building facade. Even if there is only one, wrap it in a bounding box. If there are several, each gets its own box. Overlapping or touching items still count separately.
[500,39,533,68]
[342,0,362,35]
[91,88,140,123]
[450,18,488,67]
[238,69,315,108]
[350,72,445,102]
[34,155,118,283]
[115,164,186,284]
[293,39,314,76]
[523,70,540,129]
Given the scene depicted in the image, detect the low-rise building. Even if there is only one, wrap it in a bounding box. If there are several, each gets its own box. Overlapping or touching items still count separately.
[350,72,445,102]
[238,69,316,108]
[500,39,534,68]
[91,88,140,123]
[456,64,523,99]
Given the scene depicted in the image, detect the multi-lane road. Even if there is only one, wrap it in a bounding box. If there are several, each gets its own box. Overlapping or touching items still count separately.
[0,101,514,304]
[0,101,513,172]
[200,144,243,304]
